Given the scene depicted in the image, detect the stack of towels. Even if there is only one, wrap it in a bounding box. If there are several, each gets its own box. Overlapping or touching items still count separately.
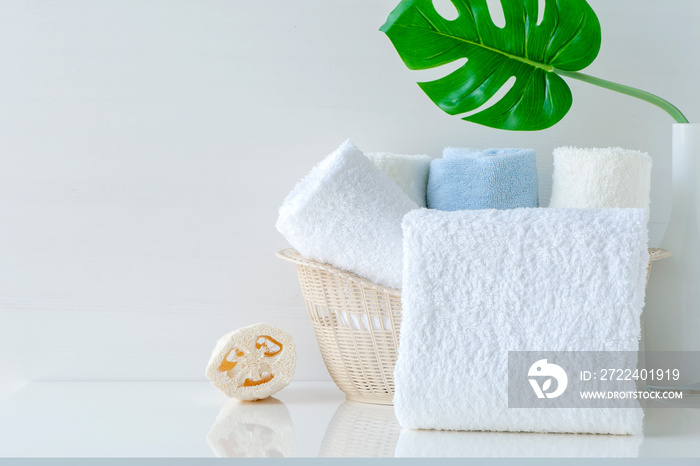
[276,140,652,436]
[277,142,542,288]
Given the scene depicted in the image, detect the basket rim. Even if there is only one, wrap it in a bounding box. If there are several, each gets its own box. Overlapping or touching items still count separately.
[276,249,402,296]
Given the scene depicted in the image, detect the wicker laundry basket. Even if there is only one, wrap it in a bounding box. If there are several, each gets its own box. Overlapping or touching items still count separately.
[277,248,671,405]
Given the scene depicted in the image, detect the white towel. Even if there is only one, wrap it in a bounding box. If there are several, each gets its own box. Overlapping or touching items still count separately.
[365,152,431,207]
[276,141,418,289]
[395,430,642,457]
[549,147,652,210]
[395,208,649,435]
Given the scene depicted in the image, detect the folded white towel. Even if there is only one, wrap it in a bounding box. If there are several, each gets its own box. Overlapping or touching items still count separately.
[549,147,652,210]
[395,429,642,457]
[276,141,418,289]
[366,152,431,207]
[395,208,649,435]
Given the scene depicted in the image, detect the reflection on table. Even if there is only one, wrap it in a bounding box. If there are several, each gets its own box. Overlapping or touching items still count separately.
[319,401,400,457]
[203,382,700,458]
[318,399,642,458]
[207,397,296,458]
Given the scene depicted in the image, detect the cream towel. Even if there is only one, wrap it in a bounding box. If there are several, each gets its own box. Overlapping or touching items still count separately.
[549,147,652,210]
[366,152,431,207]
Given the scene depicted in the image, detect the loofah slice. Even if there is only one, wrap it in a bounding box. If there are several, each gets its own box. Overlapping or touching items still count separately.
[206,323,296,401]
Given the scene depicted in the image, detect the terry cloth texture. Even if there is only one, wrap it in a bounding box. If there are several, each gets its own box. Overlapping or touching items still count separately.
[549,147,652,210]
[394,208,649,435]
[395,429,642,457]
[276,140,418,289]
[427,148,539,211]
[366,152,431,207]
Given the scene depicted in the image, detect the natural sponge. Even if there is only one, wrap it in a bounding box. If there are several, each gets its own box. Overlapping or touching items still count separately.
[206,323,296,400]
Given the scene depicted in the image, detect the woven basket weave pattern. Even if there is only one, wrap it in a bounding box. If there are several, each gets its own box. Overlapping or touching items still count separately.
[278,248,670,405]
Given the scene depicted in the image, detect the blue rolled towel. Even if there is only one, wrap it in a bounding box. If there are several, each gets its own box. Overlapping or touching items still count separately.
[427,148,539,211]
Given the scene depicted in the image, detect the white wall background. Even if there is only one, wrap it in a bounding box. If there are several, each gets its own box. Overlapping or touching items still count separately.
[1,0,699,388]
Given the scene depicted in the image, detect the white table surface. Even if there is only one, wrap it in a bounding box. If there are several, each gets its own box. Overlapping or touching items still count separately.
[0,381,698,458]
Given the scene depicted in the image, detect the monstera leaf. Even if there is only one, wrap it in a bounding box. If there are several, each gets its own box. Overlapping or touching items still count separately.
[380,0,602,130]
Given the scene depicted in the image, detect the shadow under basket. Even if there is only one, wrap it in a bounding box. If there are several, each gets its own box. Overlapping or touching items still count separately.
[277,248,671,405]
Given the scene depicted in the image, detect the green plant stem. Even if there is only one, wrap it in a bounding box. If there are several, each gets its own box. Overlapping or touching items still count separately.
[554,69,689,124]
